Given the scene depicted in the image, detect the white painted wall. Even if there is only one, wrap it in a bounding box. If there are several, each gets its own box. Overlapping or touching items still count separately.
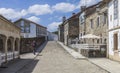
[22,23,36,38]
[108,1,114,30]
[108,0,120,56]
[29,23,36,38]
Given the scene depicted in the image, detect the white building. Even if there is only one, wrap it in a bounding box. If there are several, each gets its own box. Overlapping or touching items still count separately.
[14,18,47,39]
[108,0,120,61]
[47,31,58,41]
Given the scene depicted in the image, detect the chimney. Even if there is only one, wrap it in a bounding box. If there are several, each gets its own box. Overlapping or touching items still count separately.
[72,13,76,16]
[62,16,66,22]
[81,6,86,11]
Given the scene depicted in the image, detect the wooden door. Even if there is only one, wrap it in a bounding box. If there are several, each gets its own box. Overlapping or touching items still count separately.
[114,33,118,51]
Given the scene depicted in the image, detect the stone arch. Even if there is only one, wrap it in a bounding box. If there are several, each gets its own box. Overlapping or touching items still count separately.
[7,37,14,52]
[0,34,7,53]
[15,38,19,51]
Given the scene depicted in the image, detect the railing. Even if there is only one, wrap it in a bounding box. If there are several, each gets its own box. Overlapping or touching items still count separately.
[0,51,19,66]
[7,52,14,61]
[70,44,106,53]
[1,53,5,63]
[14,51,19,58]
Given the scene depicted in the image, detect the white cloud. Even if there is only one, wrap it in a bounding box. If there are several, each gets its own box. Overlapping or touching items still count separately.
[47,22,62,32]
[52,2,76,13]
[27,16,40,23]
[0,8,27,19]
[28,4,52,15]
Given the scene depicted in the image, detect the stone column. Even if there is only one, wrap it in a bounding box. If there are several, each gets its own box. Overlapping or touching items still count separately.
[17,39,20,58]
[4,37,8,62]
[12,39,15,59]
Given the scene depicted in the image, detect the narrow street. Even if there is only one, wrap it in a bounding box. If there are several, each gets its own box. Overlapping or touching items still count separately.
[17,41,108,73]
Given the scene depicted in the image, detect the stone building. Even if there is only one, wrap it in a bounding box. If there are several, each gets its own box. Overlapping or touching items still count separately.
[85,1,108,44]
[14,18,47,39]
[108,0,120,61]
[78,1,108,57]
[64,13,80,45]
[58,23,64,42]
[0,15,21,65]
[79,6,86,43]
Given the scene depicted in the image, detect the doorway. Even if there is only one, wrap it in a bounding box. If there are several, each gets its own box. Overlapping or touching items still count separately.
[114,33,118,51]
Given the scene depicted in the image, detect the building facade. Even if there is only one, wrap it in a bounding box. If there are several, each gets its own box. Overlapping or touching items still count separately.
[79,9,86,43]
[108,0,120,61]
[64,21,69,45]
[14,19,47,38]
[64,13,80,45]
[85,1,108,44]
[58,24,64,42]
[0,15,21,65]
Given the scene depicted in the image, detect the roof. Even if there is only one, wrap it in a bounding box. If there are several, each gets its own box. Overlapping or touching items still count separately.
[85,2,102,17]
[68,12,81,21]
[14,18,47,29]
[0,15,21,30]
[63,12,81,26]
[85,0,110,17]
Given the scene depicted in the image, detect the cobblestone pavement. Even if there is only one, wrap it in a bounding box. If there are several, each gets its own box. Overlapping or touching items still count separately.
[17,41,109,73]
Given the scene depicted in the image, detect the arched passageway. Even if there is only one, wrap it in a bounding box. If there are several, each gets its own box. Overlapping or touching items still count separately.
[15,38,19,51]
[14,38,20,58]
[7,38,13,52]
[0,34,7,63]
[7,37,14,61]
[0,38,4,53]
[0,34,6,53]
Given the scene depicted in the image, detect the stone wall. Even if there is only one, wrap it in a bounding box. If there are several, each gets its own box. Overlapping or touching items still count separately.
[85,3,108,44]
[59,24,64,42]
[69,18,79,39]
[20,37,45,54]
[0,16,20,35]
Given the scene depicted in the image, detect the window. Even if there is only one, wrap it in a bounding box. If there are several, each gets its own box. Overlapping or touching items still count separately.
[90,19,93,28]
[103,13,107,24]
[110,15,112,21]
[97,17,100,27]
[21,27,24,33]
[25,27,30,33]
[114,0,118,19]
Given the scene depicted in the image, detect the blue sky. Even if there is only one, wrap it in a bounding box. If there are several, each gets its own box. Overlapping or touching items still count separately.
[0,0,101,32]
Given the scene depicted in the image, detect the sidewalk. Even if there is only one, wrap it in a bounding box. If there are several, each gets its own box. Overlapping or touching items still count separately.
[89,58,120,73]
[0,41,47,73]
[58,41,120,73]
[57,41,86,59]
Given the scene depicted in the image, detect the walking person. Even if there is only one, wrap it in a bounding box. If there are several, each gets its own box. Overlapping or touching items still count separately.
[32,41,37,55]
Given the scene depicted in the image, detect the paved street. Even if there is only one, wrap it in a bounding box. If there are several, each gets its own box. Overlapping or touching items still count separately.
[17,41,108,73]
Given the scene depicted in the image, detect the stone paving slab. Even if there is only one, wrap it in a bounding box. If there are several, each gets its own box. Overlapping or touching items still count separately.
[0,41,47,73]
[57,41,86,59]
[17,41,108,73]
[89,58,120,73]
[57,41,120,73]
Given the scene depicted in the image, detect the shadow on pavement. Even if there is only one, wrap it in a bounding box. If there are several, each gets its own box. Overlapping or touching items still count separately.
[0,59,39,73]
[16,59,39,73]
[36,41,48,53]
[0,41,48,73]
